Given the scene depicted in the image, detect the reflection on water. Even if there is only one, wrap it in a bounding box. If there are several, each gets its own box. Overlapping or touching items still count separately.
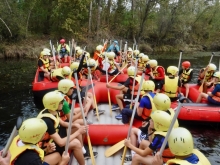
[0,53,220,164]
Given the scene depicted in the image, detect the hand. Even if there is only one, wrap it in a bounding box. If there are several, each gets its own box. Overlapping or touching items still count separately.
[60,152,70,165]
[46,142,56,153]
[120,70,124,74]
[106,83,110,88]
[78,125,89,134]
[152,152,163,165]
[124,139,131,147]
[0,150,11,165]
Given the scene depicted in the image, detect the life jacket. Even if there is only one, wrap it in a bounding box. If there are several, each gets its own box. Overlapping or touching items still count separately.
[211,83,220,102]
[70,71,83,85]
[152,66,165,78]
[39,58,50,72]
[9,135,44,165]
[140,94,155,119]
[167,149,209,165]
[59,44,68,54]
[108,60,116,72]
[198,68,213,82]
[180,69,193,82]
[97,56,104,69]
[50,68,65,82]
[37,109,59,149]
[129,76,141,95]
[153,131,175,163]
[163,76,178,98]
[59,95,72,121]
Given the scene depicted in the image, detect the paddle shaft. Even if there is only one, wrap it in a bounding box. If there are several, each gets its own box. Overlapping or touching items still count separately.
[2,116,23,157]
[130,58,138,109]
[159,103,182,156]
[199,53,214,92]
[121,72,145,165]
[108,64,128,83]
[64,100,76,155]
[74,73,96,165]
[52,45,57,69]
[177,51,183,71]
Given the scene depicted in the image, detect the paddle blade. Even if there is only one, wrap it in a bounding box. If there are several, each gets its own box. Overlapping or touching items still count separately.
[105,140,125,157]
[87,135,96,165]
[120,146,128,165]
[198,84,203,92]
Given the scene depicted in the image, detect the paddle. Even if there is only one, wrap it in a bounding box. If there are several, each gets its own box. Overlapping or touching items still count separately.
[129,57,138,109]
[74,73,96,165]
[64,100,76,155]
[159,102,182,156]
[2,116,23,157]
[122,42,128,67]
[177,50,183,71]
[198,52,215,92]
[105,140,125,157]
[104,52,112,116]
[108,64,128,83]
[85,56,100,121]
[120,72,145,165]
[52,45,57,69]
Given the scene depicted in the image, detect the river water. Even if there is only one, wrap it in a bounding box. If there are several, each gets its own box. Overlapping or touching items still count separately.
[0,52,219,164]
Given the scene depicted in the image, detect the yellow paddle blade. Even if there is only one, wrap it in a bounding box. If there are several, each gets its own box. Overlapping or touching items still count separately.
[107,90,112,116]
[87,135,96,165]
[120,146,128,165]
[105,140,125,157]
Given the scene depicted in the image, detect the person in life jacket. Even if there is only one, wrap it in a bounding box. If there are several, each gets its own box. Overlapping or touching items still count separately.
[131,49,140,66]
[38,50,51,80]
[152,127,211,165]
[161,66,181,102]
[197,63,216,93]
[126,47,133,66]
[37,91,88,165]
[93,40,108,61]
[124,110,179,164]
[178,61,193,98]
[106,40,121,62]
[74,48,83,62]
[121,80,156,124]
[137,54,150,74]
[81,58,99,80]
[57,39,70,63]
[42,48,60,70]
[106,66,142,119]
[101,52,122,76]
[145,59,165,93]
[50,66,71,82]
[9,118,70,165]
[196,71,220,105]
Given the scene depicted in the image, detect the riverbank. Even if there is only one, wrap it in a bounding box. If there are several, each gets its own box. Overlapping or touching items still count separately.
[0,37,215,59]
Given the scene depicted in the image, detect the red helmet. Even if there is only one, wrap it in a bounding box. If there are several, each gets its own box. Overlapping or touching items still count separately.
[60,39,65,43]
[182,61,190,69]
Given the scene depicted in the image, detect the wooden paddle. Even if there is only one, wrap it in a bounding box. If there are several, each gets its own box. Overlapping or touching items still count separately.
[105,140,125,157]
[120,72,145,165]
[2,116,23,157]
[85,56,100,121]
[129,58,138,109]
[159,102,182,156]
[64,100,76,155]
[74,73,96,165]
[177,50,183,71]
[104,52,112,116]
[108,64,128,83]
[52,45,57,69]
[198,52,215,92]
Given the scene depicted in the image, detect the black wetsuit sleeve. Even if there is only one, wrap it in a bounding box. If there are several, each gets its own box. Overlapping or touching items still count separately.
[123,78,131,87]
[178,69,183,76]
[41,117,56,135]
[14,150,42,165]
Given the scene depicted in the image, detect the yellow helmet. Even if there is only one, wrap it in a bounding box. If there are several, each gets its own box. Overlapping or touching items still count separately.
[141,55,149,62]
[133,50,140,57]
[214,71,220,80]
[148,59,158,68]
[138,53,144,59]
[62,66,71,76]
[43,91,64,111]
[43,48,51,53]
[88,58,97,70]
[153,93,171,110]
[127,47,133,52]
[58,79,75,94]
[107,52,115,60]
[150,110,173,131]
[167,66,179,76]
[96,45,103,52]
[85,52,90,59]
[142,80,155,91]
[75,46,81,51]
[76,49,83,56]
[208,63,217,71]
[19,118,47,144]
[41,50,50,56]
[70,62,79,72]
[168,127,194,156]
[127,66,135,77]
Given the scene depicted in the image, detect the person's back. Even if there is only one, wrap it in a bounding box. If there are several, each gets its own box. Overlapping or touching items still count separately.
[50,66,71,82]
